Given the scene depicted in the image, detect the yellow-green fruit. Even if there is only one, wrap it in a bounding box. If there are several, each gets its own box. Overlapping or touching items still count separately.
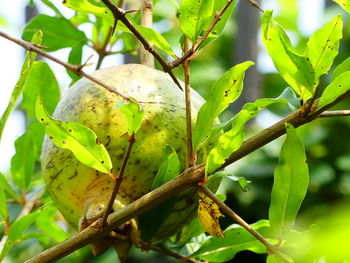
[41,64,214,241]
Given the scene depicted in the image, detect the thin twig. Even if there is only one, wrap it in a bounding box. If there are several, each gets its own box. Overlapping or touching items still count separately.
[169,0,236,69]
[0,31,137,105]
[101,134,135,226]
[183,36,194,167]
[142,242,204,263]
[101,0,183,90]
[95,27,114,70]
[246,0,264,12]
[319,110,350,118]
[198,186,291,263]
[140,0,155,67]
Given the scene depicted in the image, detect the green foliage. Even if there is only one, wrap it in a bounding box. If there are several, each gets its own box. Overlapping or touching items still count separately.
[0,31,42,141]
[191,220,270,262]
[332,0,350,13]
[179,0,214,41]
[116,101,144,136]
[262,10,314,101]
[332,57,350,80]
[10,121,44,190]
[269,123,309,238]
[206,95,287,175]
[318,71,350,109]
[193,61,254,152]
[22,15,87,51]
[35,96,113,174]
[139,145,180,241]
[305,15,343,83]
[0,209,41,259]
[22,61,60,118]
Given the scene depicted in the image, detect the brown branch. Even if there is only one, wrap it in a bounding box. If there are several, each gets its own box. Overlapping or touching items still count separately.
[183,36,194,167]
[198,186,291,263]
[25,165,204,263]
[101,0,183,90]
[246,0,264,12]
[140,0,155,67]
[101,134,135,226]
[169,0,236,69]
[0,30,137,105]
[141,242,204,263]
[319,110,350,118]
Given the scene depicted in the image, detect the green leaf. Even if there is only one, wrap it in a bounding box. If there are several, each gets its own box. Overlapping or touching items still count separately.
[0,187,7,221]
[22,14,87,51]
[139,145,180,241]
[193,61,254,151]
[63,0,175,57]
[306,15,343,83]
[11,121,45,190]
[127,15,176,57]
[191,220,270,262]
[205,96,287,175]
[151,145,180,189]
[332,57,350,80]
[227,175,251,192]
[179,0,214,41]
[35,96,113,174]
[0,173,18,201]
[0,31,42,141]
[318,71,350,110]
[332,0,350,13]
[0,209,41,259]
[267,255,285,263]
[22,61,60,118]
[200,0,237,47]
[67,44,83,84]
[36,205,69,242]
[269,123,309,238]
[116,101,144,136]
[262,10,314,100]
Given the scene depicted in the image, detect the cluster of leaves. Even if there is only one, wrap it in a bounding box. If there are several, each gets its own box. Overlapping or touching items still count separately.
[1,0,350,263]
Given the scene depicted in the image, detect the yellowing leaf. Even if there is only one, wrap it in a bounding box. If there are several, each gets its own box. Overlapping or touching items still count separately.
[198,191,224,238]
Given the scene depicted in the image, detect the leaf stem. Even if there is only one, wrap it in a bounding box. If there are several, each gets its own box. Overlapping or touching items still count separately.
[0,30,137,105]
[197,186,292,263]
[101,134,135,226]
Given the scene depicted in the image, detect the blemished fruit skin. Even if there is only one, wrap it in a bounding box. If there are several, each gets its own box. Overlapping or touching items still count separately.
[41,64,218,242]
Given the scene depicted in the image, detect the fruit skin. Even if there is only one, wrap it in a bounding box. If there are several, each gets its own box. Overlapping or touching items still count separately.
[41,64,218,241]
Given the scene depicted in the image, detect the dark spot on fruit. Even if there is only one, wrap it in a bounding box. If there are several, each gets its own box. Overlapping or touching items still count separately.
[41,118,44,121]
[62,141,67,144]
[49,136,53,140]
[96,138,102,145]
[101,161,105,164]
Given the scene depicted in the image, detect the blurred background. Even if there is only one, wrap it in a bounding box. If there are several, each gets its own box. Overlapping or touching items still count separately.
[0,0,350,262]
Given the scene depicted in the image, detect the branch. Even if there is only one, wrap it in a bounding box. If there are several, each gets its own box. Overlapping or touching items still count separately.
[319,110,350,118]
[169,0,236,69]
[0,31,137,105]
[25,165,205,263]
[246,0,264,12]
[101,0,182,90]
[101,135,135,226]
[183,36,194,167]
[198,186,292,263]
